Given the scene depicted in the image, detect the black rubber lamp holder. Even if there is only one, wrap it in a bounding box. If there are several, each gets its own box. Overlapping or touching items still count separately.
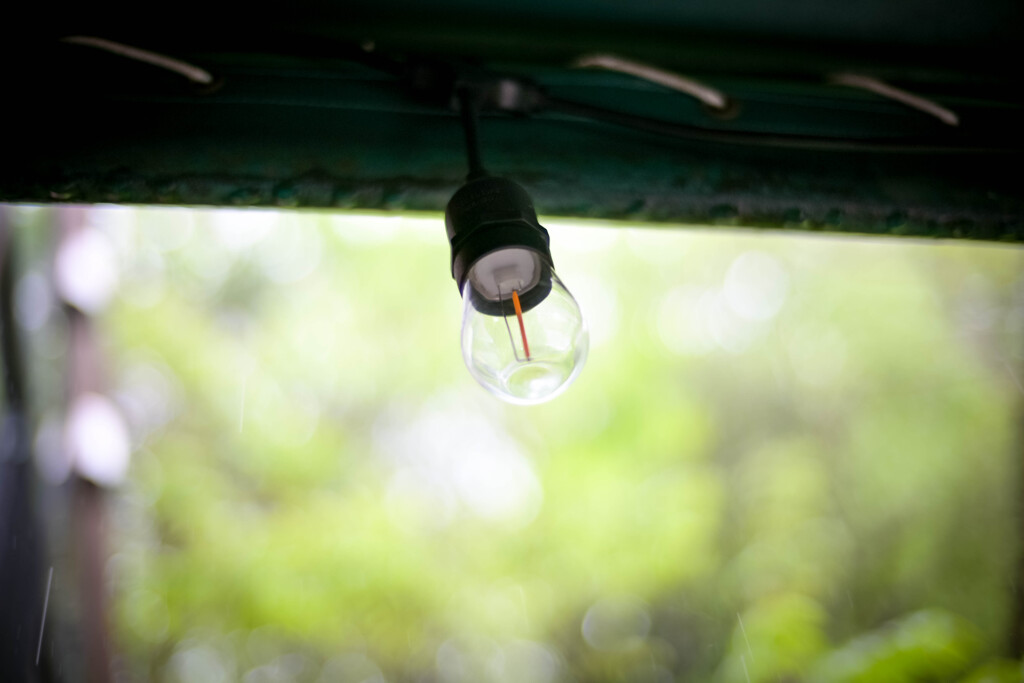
[444,86,554,315]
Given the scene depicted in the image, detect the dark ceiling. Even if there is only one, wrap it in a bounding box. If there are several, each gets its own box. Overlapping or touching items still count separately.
[3,0,1022,241]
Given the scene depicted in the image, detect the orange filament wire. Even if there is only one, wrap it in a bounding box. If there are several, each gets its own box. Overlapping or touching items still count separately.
[512,290,531,360]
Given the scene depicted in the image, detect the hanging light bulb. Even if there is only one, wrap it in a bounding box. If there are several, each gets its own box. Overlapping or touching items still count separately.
[446,175,588,404]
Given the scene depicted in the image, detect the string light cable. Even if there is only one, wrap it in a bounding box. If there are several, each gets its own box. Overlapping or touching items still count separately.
[52,37,1014,154]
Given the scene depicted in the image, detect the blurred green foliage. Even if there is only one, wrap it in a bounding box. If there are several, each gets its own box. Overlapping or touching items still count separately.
[8,205,1024,682]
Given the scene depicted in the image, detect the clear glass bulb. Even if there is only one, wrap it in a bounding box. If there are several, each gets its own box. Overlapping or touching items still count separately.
[460,248,588,404]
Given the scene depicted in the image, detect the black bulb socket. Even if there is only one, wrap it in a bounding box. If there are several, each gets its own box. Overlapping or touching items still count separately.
[445,176,554,316]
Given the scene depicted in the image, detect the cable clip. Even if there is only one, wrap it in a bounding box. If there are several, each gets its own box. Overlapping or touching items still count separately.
[571,53,728,111]
[829,73,959,127]
[60,36,216,88]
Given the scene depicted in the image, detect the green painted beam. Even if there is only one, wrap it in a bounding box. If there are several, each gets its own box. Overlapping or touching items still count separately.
[2,1,1022,241]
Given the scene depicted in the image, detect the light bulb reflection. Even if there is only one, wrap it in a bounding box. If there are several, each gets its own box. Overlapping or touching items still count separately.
[460,250,587,405]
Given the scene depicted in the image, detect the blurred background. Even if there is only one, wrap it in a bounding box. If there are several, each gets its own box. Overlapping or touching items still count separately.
[2,204,1023,682]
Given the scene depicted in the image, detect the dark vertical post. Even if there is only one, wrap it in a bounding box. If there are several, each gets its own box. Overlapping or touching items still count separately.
[58,207,115,683]
[0,208,48,682]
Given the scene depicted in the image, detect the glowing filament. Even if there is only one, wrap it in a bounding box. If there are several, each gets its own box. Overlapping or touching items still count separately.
[512,290,531,361]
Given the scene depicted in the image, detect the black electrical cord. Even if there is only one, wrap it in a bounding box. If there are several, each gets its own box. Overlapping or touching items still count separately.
[541,95,1018,155]
[349,51,1005,155]
[457,87,489,180]
[431,58,1019,156]
[444,68,1018,155]
[51,35,1018,156]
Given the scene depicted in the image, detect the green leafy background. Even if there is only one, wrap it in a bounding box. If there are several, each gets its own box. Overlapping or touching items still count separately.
[13,206,1024,682]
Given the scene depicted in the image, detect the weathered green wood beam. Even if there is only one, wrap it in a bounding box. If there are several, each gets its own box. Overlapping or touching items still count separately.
[3,0,1022,242]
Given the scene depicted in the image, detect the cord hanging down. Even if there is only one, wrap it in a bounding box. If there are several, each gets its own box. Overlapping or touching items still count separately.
[457,87,488,180]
